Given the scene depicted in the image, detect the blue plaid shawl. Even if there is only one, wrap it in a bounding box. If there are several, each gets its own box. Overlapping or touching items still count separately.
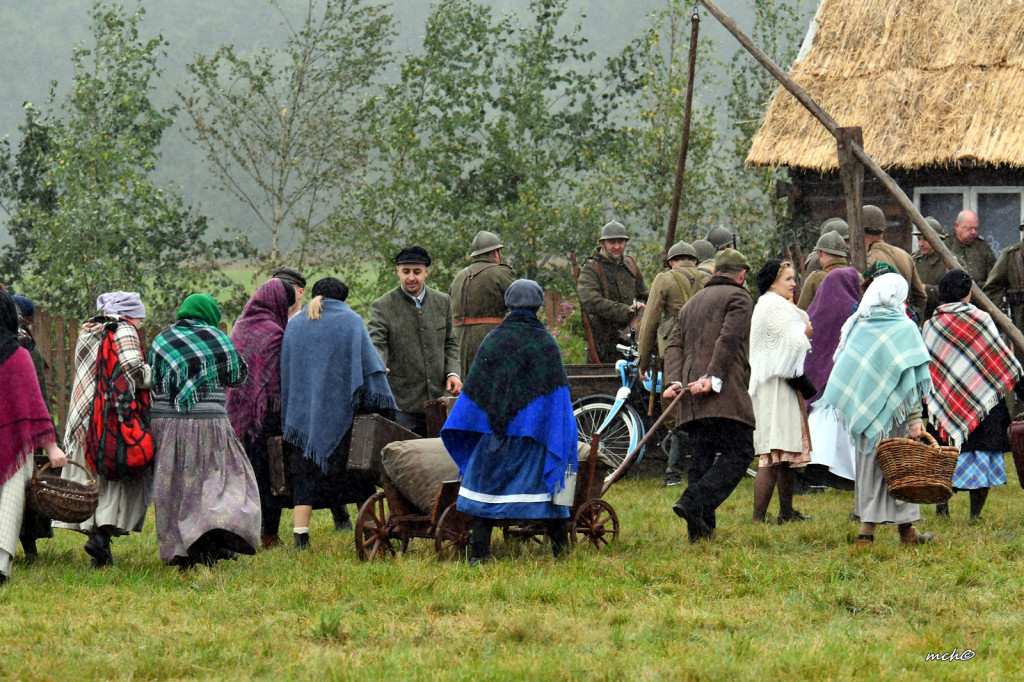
[149,318,248,412]
[815,305,932,452]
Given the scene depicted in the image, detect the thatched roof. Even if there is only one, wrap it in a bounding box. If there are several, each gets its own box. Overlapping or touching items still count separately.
[747,0,1024,172]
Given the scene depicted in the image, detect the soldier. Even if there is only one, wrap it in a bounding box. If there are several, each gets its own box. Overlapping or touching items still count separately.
[637,241,704,487]
[368,246,462,436]
[863,204,928,314]
[797,230,849,310]
[692,239,716,283]
[912,217,947,321]
[577,221,649,363]
[448,230,517,378]
[946,209,996,284]
[983,223,1024,353]
[804,218,849,275]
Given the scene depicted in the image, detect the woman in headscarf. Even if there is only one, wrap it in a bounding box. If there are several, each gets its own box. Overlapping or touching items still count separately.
[226,278,295,549]
[0,291,66,584]
[804,267,862,484]
[442,280,578,565]
[149,294,260,568]
[748,259,814,524]
[816,273,935,546]
[922,270,1021,521]
[280,277,397,550]
[55,291,152,568]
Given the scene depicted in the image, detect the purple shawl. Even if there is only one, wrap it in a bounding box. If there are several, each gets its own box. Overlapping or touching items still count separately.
[805,267,862,407]
[226,279,290,443]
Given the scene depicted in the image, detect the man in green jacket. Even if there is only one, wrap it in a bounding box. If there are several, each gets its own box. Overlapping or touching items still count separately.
[448,230,517,378]
[368,246,462,436]
[577,221,649,363]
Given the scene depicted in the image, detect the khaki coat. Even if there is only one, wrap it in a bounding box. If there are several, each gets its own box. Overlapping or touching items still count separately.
[866,240,928,313]
[796,257,849,310]
[577,247,649,362]
[448,257,517,377]
[637,264,702,373]
[946,235,997,284]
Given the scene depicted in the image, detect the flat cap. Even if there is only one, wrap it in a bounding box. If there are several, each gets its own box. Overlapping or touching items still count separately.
[714,248,749,271]
[504,279,544,309]
[395,246,431,266]
[271,265,306,289]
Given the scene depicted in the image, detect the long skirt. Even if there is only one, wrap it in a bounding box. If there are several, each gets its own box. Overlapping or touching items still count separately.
[53,439,151,537]
[289,429,375,509]
[151,410,261,562]
[854,423,920,525]
[808,408,857,481]
[0,460,31,578]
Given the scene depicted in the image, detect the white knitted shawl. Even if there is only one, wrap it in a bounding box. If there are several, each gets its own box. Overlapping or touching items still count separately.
[748,291,811,397]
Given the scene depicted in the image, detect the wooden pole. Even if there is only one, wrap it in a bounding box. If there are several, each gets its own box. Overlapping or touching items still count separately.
[837,127,867,271]
[664,13,701,259]
[601,389,687,497]
[698,0,1024,351]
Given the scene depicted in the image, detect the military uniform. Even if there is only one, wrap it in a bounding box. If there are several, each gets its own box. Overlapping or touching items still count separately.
[946,235,996,284]
[866,240,928,313]
[913,248,946,321]
[448,257,516,377]
[796,257,849,310]
[637,264,703,374]
[368,286,461,426]
[984,243,1024,346]
[577,247,649,363]
[803,251,821,275]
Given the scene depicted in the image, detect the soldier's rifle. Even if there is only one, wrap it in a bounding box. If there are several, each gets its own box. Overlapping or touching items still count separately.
[571,250,602,364]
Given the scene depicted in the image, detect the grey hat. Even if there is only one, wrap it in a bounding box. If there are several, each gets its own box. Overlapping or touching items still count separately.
[600,221,629,241]
[469,230,504,257]
[714,248,749,271]
[814,230,847,257]
[271,265,306,289]
[820,217,849,240]
[504,279,544,309]
[706,225,734,250]
[667,240,698,262]
[862,205,887,234]
[692,239,716,263]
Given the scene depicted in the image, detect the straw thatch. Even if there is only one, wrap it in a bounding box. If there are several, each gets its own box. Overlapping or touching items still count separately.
[747,0,1024,171]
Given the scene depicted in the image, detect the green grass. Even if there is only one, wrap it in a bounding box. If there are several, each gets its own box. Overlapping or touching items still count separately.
[3,470,1023,680]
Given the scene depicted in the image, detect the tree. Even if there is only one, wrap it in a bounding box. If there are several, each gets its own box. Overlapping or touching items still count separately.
[2,2,249,322]
[178,0,395,267]
[334,0,606,297]
[590,0,721,262]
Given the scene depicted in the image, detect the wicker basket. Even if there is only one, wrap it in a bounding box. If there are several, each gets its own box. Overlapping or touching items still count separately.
[875,432,958,504]
[28,460,99,523]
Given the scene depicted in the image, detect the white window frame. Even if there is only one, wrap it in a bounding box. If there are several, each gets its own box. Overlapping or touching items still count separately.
[913,185,1024,249]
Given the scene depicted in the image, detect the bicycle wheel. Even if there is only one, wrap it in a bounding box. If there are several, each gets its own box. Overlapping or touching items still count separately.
[573,400,643,473]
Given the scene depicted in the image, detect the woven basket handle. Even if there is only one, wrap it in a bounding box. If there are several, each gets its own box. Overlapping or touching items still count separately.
[913,432,939,449]
[33,459,97,486]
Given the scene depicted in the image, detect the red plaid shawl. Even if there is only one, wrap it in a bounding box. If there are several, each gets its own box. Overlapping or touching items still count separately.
[922,302,1022,448]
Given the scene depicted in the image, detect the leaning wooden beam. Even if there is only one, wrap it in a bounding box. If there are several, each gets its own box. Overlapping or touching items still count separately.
[699,0,1024,351]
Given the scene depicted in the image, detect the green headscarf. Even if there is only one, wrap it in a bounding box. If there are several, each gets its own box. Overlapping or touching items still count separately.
[176,294,221,326]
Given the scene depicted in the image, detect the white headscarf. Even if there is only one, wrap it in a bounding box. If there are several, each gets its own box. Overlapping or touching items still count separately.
[96,291,146,319]
[834,273,907,360]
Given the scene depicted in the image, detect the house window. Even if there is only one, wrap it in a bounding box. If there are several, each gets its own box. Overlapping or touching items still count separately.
[914,187,1024,255]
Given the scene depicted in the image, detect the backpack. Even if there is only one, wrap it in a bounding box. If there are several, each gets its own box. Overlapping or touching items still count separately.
[84,323,154,480]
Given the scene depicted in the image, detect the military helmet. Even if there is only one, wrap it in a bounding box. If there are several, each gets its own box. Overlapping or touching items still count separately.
[692,239,716,264]
[820,217,849,240]
[924,216,943,234]
[600,220,629,241]
[814,230,847,257]
[862,205,887,234]
[469,230,504,257]
[706,225,735,251]
[666,240,698,262]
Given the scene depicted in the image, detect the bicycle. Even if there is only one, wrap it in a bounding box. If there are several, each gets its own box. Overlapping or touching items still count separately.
[572,339,664,481]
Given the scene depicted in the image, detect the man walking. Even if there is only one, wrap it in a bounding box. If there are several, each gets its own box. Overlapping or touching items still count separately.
[663,249,756,542]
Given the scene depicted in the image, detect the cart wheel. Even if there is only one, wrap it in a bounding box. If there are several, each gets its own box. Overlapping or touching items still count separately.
[574,499,620,549]
[355,492,399,561]
[501,523,546,546]
[573,400,644,477]
[434,503,470,562]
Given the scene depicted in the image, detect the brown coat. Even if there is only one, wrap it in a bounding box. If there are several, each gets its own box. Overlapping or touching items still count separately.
[663,275,755,428]
[448,257,517,377]
[866,240,928,313]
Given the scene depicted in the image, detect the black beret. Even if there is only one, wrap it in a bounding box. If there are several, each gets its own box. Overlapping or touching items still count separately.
[756,258,784,295]
[938,269,973,304]
[395,246,431,266]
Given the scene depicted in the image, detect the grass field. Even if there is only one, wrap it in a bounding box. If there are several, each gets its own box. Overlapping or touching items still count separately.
[3,468,1023,680]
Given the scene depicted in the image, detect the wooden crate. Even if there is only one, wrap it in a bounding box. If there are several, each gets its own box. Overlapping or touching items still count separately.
[348,414,420,475]
[424,397,458,438]
[565,363,621,402]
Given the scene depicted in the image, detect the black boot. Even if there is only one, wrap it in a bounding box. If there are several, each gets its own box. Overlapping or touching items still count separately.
[331,506,353,532]
[294,531,310,550]
[469,516,492,566]
[547,519,570,559]
[84,529,113,568]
